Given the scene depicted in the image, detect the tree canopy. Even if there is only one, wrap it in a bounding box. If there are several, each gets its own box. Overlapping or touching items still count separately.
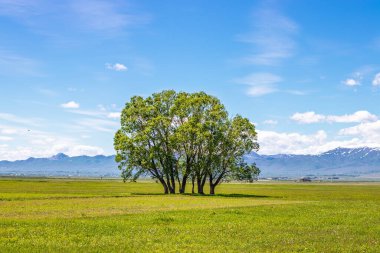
[114,90,259,194]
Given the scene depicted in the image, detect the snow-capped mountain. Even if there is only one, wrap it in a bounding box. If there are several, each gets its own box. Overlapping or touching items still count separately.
[1,147,380,178]
[246,147,380,177]
[0,153,119,177]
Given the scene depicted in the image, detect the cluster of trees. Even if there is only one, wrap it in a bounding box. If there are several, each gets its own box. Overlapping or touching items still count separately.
[114,90,260,195]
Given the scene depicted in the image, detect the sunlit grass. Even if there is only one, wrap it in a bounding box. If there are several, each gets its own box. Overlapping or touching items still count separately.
[0,178,379,252]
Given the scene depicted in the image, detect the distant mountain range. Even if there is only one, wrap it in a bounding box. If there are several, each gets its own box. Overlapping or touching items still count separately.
[246,147,380,178]
[1,147,380,178]
[0,153,119,177]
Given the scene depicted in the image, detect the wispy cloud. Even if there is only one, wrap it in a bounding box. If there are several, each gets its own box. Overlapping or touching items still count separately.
[37,88,57,97]
[105,63,128,71]
[107,112,121,119]
[339,120,380,140]
[372,37,380,50]
[0,127,104,160]
[285,90,308,96]
[291,111,378,124]
[0,50,41,76]
[61,101,80,109]
[0,113,108,160]
[235,72,281,96]
[342,72,363,87]
[77,118,118,133]
[0,0,150,40]
[263,120,278,125]
[0,0,43,18]
[257,130,327,155]
[343,78,360,87]
[64,105,121,132]
[237,4,298,66]
[343,65,377,87]
[257,128,380,155]
[67,109,121,119]
[0,113,42,126]
[0,136,13,142]
[70,0,149,32]
[373,73,380,86]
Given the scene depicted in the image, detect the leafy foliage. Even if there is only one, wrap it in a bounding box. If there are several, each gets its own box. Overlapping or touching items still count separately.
[114,90,259,194]
[233,162,261,182]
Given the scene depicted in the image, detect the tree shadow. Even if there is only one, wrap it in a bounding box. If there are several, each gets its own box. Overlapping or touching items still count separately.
[131,192,167,196]
[131,192,271,198]
[213,193,271,198]
[183,193,271,198]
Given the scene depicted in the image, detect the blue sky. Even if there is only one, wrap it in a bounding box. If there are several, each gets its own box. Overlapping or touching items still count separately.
[1,0,380,160]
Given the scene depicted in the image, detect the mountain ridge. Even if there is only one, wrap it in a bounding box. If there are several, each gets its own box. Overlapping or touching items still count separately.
[1,147,380,178]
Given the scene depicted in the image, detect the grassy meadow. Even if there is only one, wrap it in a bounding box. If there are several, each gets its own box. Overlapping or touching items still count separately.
[0,178,379,252]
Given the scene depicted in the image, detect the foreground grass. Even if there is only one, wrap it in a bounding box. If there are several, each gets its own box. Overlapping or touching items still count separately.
[0,178,379,252]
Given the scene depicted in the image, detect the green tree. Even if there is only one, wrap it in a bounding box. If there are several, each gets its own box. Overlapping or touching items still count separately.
[207,115,259,194]
[172,91,228,194]
[114,91,178,194]
[114,90,259,195]
[233,162,261,183]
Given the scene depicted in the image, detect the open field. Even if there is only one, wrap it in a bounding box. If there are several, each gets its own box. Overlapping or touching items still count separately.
[0,178,379,252]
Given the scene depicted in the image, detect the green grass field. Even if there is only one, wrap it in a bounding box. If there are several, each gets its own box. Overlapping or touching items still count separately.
[0,178,379,252]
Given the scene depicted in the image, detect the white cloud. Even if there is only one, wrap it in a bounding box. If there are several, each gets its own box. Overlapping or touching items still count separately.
[237,6,298,66]
[37,88,57,97]
[263,120,278,125]
[0,0,42,17]
[67,108,121,120]
[257,128,380,155]
[291,111,325,124]
[77,118,118,133]
[0,142,104,161]
[0,136,13,141]
[0,0,149,34]
[97,104,107,112]
[68,109,103,117]
[106,63,128,71]
[373,73,380,86]
[0,113,41,126]
[70,0,149,32]
[0,50,41,76]
[68,145,104,156]
[248,86,277,96]
[343,78,360,86]
[107,112,121,119]
[0,125,105,161]
[257,130,328,155]
[291,111,377,124]
[235,72,281,96]
[336,120,380,149]
[339,120,380,140]
[286,90,308,96]
[0,127,17,135]
[328,111,377,123]
[61,101,80,109]
[343,67,376,87]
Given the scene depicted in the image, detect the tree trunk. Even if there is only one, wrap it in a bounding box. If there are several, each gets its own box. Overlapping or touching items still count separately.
[157,177,169,194]
[170,173,176,194]
[166,176,175,194]
[164,184,169,194]
[191,177,195,194]
[179,175,187,194]
[200,174,207,194]
[168,181,175,194]
[209,174,215,195]
[197,177,204,194]
[210,184,215,195]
